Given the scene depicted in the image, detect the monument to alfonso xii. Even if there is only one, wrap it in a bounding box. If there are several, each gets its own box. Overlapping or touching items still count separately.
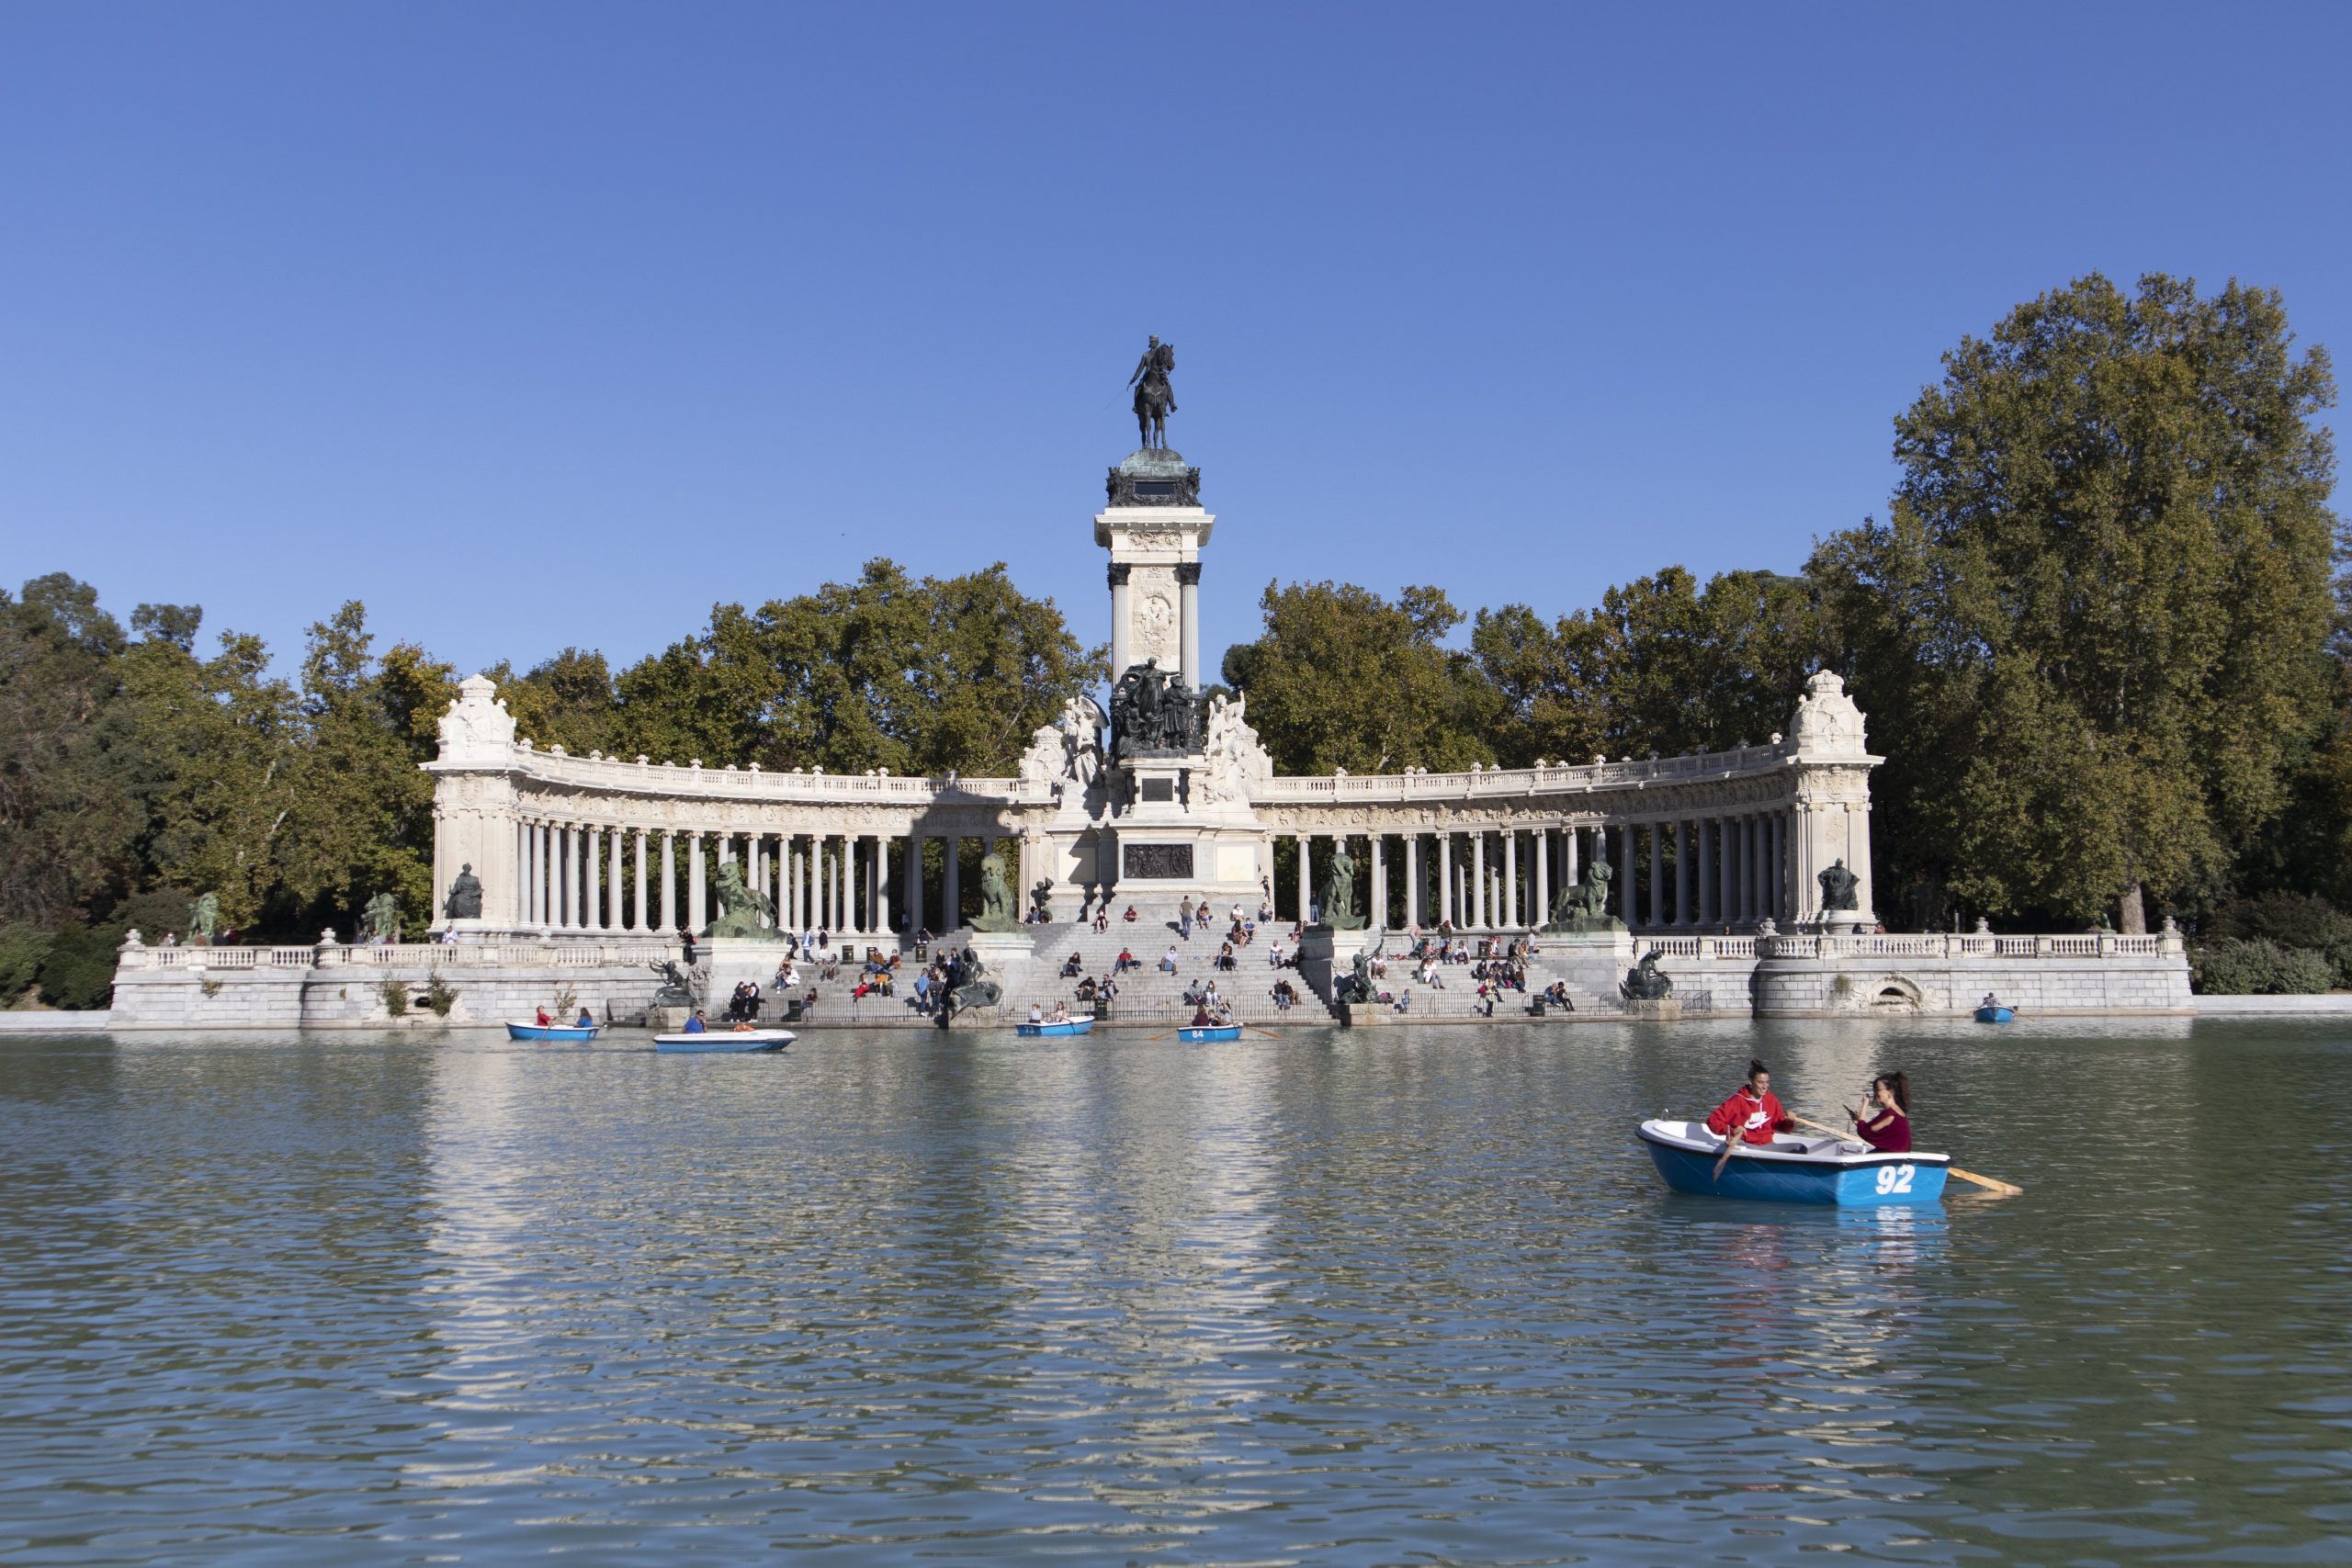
[110,344,2191,1025]
[426,340,1883,942]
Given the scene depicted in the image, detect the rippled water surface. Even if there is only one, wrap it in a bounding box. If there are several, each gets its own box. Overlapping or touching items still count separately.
[3,1019,2347,1564]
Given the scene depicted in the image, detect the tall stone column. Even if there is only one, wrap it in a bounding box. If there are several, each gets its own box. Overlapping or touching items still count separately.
[1176,561,1202,687]
[659,831,675,932]
[632,830,648,931]
[1534,828,1550,929]
[1439,834,1453,925]
[1673,821,1690,927]
[943,836,960,931]
[1298,834,1312,922]
[1108,564,1132,683]
[557,827,575,930]
[1473,831,1488,929]
[808,836,826,931]
[1565,824,1580,889]
[1616,823,1635,925]
[1370,835,1386,929]
[1503,829,1519,928]
[1648,823,1666,929]
[1405,834,1423,927]
[873,835,890,935]
[902,834,921,934]
[838,835,853,933]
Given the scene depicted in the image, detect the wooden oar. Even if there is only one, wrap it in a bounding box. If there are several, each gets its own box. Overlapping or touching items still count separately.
[1788,1112,2023,1196]
[1712,1127,1742,1181]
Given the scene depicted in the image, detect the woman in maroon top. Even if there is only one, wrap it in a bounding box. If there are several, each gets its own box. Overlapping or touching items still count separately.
[1849,1072,1912,1152]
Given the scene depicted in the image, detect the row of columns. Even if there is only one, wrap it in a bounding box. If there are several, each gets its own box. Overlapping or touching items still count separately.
[505,822,1031,938]
[1284,813,1799,931]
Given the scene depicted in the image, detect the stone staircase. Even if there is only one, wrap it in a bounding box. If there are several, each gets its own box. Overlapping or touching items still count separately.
[979,919,1337,1026]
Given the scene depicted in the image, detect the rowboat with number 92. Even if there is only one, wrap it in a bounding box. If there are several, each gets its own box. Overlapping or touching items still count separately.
[1636,1119,1951,1205]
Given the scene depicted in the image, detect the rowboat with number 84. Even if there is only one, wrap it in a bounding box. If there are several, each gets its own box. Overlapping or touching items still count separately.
[1636,1119,1951,1205]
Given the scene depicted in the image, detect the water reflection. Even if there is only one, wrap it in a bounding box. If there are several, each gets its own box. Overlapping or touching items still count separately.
[0,1020,2344,1564]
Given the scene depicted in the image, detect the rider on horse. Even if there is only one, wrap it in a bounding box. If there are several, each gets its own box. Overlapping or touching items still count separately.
[1130,335,1176,448]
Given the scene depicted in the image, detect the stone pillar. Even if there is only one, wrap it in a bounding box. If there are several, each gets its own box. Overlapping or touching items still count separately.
[1565,825,1580,890]
[1298,834,1313,922]
[1108,564,1132,686]
[1615,823,1634,924]
[837,835,852,933]
[808,835,825,930]
[943,836,960,931]
[1534,828,1550,929]
[556,827,574,930]
[1673,820,1690,927]
[1649,822,1666,929]
[684,833,705,933]
[873,835,889,936]
[1503,829,1519,928]
[1406,834,1423,927]
[1466,831,1483,930]
[658,831,674,932]
[902,834,921,933]
[611,831,630,931]
[1439,834,1453,925]
[1176,561,1202,688]
[1370,835,1387,929]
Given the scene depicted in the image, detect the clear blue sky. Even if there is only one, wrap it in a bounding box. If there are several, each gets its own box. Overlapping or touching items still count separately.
[4,2,2345,684]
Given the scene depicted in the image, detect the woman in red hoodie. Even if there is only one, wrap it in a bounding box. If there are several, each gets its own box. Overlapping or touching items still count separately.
[1706,1058,1795,1146]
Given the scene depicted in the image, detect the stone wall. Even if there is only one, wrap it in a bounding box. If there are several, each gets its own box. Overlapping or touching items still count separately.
[1743,931,2191,1017]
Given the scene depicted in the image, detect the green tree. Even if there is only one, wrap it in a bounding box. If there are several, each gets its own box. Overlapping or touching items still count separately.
[0,574,138,924]
[1813,273,2340,930]
[277,604,452,935]
[1472,568,1827,765]
[1221,581,1497,775]
[603,559,1104,774]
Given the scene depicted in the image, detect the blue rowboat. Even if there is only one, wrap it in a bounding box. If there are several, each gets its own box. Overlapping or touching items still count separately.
[1178,1024,1244,1043]
[654,1029,794,1054]
[507,1021,599,1043]
[1014,1018,1096,1037]
[1974,1004,2016,1023]
[1637,1119,1949,1205]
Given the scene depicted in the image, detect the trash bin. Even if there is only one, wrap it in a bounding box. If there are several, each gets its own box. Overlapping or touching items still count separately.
[784,998,805,1023]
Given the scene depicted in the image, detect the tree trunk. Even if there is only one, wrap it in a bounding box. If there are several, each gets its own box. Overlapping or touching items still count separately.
[2120,881,2147,934]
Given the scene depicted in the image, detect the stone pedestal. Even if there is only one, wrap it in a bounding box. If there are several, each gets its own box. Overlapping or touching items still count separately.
[698,936,790,1014]
[1337,1000,1388,1028]
[1296,926,1384,1007]
[1627,997,1684,1021]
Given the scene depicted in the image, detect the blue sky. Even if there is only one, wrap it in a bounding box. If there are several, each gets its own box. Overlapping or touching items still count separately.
[4,2,2345,684]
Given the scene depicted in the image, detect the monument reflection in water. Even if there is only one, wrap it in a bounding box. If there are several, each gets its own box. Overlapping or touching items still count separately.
[2,1018,2345,1563]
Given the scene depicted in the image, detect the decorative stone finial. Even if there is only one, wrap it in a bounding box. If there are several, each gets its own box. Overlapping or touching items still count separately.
[1788,668,1871,759]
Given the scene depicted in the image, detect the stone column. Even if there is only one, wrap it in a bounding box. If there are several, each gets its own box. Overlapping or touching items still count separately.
[1649,822,1666,929]
[942,836,960,931]
[873,835,890,935]
[581,827,596,929]
[1370,835,1386,929]
[659,831,675,932]
[630,830,646,931]
[1176,561,1202,688]
[808,835,825,930]
[838,835,852,934]
[556,827,574,930]
[1534,828,1550,929]
[1465,831,1482,929]
[1503,829,1519,928]
[1615,823,1634,924]
[1439,834,1453,925]
[1298,834,1313,922]
[1406,834,1423,928]
[685,833,705,933]
[902,834,920,933]
[1565,824,1580,890]
[1673,820,1690,927]
[1108,564,1132,687]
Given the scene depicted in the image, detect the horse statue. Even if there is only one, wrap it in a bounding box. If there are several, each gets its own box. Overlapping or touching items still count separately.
[1129,335,1176,450]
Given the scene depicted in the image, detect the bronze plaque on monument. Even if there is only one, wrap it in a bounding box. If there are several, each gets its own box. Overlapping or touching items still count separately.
[1123,843,1194,879]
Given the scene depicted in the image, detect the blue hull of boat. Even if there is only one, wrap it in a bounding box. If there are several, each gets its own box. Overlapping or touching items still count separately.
[1015,1019,1096,1037]
[506,1022,598,1042]
[1639,1124,1948,1206]
[1974,1005,2015,1023]
[1178,1025,1243,1042]
[654,1031,793,1054]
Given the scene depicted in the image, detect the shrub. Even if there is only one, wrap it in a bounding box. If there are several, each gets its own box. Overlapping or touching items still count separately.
[423,976,458,1017]
[2191,937,2333,996]
[2204,892,2352,951]
[379,978,410,1017]
[0,924,50,1005]
[37,923,119,1010]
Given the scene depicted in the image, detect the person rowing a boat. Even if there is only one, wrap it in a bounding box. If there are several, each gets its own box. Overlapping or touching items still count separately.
[1706,1057,1795,1146]
[1846,1072,1912,1152]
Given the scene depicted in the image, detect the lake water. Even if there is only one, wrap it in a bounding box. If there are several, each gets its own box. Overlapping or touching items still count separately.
[2,1019,2346,1565]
